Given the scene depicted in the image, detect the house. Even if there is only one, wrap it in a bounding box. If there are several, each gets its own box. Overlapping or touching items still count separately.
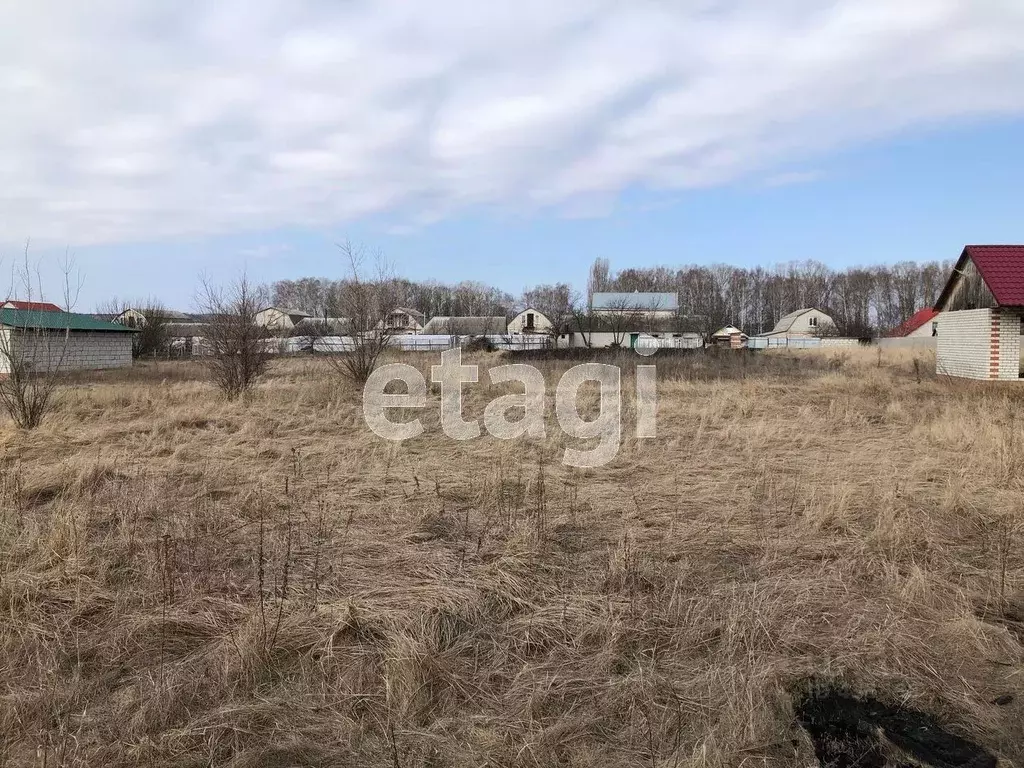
[254,307,311,332]
[0,308,136,373]
[710,325,748,348]
[760,308,836,339]
[421,316,507,337]
[507,307,553,335]
[557,315,703,349]
[379,307,425,335]
[3,300,63,312]
[591,292,679,319]
[888,308,940,338]
[933,245,1024,380]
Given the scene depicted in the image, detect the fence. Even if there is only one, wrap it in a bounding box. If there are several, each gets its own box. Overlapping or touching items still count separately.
[172,334,554,357]
[874,337,936,351]
[745,336,866,350]
[635,335,704,352]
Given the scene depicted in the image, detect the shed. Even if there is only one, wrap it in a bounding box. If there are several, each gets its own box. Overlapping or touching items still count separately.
[933,245,1024,380]
[0,309,136,374]
[710,325,748,348]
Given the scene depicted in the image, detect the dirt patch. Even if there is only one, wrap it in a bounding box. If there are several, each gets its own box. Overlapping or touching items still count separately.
[795,686,996,767]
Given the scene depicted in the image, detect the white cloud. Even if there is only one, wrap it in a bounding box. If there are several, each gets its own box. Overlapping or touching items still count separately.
[1,0,1023,245]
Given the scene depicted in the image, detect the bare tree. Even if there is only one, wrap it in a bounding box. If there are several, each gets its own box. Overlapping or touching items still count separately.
[598,295,651,347]
[0,245,83,428]
[328,240,398,384]
[197,273,271,401]
[97,297,172,359]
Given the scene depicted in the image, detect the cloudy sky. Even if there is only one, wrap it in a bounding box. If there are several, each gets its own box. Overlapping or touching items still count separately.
[2,0,1023,308]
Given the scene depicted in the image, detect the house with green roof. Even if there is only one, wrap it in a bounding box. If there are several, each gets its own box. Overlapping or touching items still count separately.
[0,308,136,374]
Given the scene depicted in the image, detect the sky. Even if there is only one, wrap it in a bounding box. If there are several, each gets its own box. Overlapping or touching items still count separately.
[1,0,1023,310]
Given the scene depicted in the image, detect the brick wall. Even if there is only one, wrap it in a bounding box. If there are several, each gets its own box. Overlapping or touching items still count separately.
[936,309,994,379]
[995,309,1022,380]
[936,308,1021,380]
[8,330,133,372]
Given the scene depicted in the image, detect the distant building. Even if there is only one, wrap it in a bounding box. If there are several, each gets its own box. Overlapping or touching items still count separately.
[2,300,63,312]
[254,307,311,332]
[0,308,135,373]
[591,292,679,320]
[887,308,939,338]
[379,307,425,335]
[760,308,836,339]
[507,307,553,335]
[934,245,1024,380]
[710,325,748,348]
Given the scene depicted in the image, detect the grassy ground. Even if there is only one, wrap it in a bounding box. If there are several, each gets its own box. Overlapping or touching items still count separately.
[2,347,1023,766]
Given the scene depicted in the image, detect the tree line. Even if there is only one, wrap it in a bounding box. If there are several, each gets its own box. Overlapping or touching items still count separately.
[272,257,953,337]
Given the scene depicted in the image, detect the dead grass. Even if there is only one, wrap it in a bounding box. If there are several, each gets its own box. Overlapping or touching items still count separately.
[1,347,1023,766]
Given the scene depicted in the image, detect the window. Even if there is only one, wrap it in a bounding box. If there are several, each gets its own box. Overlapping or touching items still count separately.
[808,316,818,328]
[932,321,939,337]
[526,312,534,329]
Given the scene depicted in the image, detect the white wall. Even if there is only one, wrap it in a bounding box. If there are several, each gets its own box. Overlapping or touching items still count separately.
[875,337,937,351]
[995,309,1021,379]
[3,330,133,373]
[936,309,996,379]
[907,315,939,338]
[255,308,294,331]
[819,338,862,348]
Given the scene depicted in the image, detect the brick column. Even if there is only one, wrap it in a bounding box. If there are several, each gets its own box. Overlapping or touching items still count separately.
[989,309,1001,379]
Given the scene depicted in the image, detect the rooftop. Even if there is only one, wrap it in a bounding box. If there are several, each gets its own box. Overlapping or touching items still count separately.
[0,309,138,332]
[936,245,1024,308]
[591,292,679,312]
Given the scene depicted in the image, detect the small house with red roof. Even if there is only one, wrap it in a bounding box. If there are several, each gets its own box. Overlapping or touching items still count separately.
[887,308,939,339]
[2,300,63,312]
[933,245,1024,380]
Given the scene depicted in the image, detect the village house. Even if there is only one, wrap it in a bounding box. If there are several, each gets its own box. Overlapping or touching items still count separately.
[591,292,679,320]
[888,308,939,338]
[0,307,136,373]
[507,307,553,335]
[2,300,63,312]
[759,308,837,340]
[934,245,1024,380]
[379,307,425,335]
[254,306,311,332]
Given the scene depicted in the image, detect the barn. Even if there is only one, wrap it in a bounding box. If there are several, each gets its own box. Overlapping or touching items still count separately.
[933,245,1024,380]
[0,308,136,374]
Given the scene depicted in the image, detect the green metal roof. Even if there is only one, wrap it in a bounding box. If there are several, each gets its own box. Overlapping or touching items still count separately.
[0,308,138,332]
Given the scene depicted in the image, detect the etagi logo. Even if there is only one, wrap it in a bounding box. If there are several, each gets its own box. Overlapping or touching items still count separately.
[362,348,657,468]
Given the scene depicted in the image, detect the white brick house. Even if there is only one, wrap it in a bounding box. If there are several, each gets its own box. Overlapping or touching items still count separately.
[0,309,136,374]
[934,245,1024,380]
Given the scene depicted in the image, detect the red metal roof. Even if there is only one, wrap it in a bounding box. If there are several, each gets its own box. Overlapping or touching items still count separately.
[888,307,938,337]
[936,245,1024,308]
[3,300,63,312]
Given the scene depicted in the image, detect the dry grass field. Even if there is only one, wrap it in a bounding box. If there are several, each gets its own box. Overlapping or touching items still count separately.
[2,347,1024,766]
